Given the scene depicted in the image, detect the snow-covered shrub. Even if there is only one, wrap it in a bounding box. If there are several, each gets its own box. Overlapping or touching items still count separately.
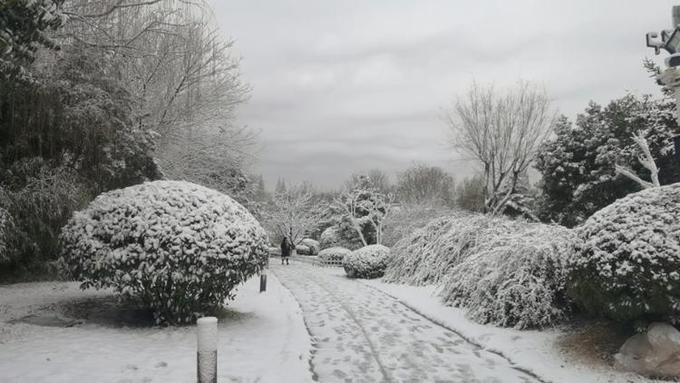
[318,247,351,264]
[440,224,579,329]
[301,239,320,255]
[343,245,390,279]
[568,184,680,323]
[381,203,459,247]
[383,213,519,285]
[59,180,268,324]
[319,225,363,250]
[295,244,311,255]
[0,208,19,264]
[0,159,88,271]
[319,226,340,249]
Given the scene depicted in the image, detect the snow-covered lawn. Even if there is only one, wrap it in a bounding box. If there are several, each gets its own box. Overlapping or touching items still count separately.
[0,274,313,383]
[363,280,664,383]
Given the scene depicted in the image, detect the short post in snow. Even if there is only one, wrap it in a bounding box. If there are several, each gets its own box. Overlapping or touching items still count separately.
[260,254,269,292]
[197,316,218,383]
[259,268,267,292]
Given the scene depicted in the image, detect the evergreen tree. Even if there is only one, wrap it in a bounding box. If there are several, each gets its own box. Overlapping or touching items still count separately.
[536,94,680,227]
[275,178,287,194]
[0,0,65,80]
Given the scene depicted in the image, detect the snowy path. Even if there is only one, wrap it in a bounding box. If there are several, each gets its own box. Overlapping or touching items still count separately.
[273,261,543,383]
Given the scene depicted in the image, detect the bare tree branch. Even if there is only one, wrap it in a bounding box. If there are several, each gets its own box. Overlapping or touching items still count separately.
[447,81,554,214]
[615,133,661,189]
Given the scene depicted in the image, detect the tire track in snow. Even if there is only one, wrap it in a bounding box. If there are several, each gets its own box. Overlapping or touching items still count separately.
[274,263,388,382]
[359,281,551,383]
[273,263,544,383]
[310,275,394,383]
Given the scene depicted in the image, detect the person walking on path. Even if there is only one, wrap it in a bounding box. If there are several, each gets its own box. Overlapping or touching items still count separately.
[280,236,292,265]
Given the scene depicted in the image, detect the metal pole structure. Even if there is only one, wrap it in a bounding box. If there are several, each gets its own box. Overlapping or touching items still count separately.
[649,6,680,154]
[197,317,218,383]
[674,6,680,127]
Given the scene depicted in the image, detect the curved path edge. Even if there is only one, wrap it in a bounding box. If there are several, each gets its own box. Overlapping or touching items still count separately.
[359,280,551,383]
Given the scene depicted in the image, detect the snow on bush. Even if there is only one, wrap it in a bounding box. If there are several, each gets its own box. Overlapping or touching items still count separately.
[59,180,268,324]
[568,184,680,323]
[319,225,363,250]
[343,245,390,279]
[0,208,18,264]
[383,213,518,285]
[318,247,351,264]
[301,239,320,255]
[440,224,579,329]
[295,244,311,255]
[381,203,459,247]
[319,226,341,249]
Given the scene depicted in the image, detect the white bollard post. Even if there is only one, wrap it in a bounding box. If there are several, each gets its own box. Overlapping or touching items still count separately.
[197,316,218,383]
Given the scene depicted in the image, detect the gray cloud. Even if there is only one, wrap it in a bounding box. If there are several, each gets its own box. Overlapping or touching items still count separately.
[210,0,675,190]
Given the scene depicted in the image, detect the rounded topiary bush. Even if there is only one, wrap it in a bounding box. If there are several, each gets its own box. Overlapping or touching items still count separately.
[318,247,351,264]
[568,184,680,323]
[343,244,390,279]
[301,238,320,255]
[295,244,311,255]
[59,180,268,324]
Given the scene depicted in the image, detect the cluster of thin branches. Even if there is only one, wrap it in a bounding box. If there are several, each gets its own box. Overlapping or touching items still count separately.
[60,0,254,189]
[334,181,394,246]
[265,184,321,245]
[447,81,554,214]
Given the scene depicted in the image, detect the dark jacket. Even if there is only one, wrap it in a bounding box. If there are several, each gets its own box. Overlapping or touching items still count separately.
[280,237,292,257]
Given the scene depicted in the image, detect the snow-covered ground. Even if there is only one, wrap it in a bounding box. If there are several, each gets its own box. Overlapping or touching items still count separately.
[0,260,667,383]
[0,274,313,383]
[274,262,544,382]
[363,279,664,383]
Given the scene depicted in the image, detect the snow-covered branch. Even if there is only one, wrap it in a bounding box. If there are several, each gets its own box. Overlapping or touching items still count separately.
[264,184,321,245]
[615,133,660,189]
[447,81,554,214]
[334,180,393,246]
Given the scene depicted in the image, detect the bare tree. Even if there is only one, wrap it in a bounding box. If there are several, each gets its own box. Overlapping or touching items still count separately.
[60,0,254,191]
[615,133,661,189]
[344,170,392,195]
[396,163,455,206]
[265,183,320,246]
[446,81,554,214]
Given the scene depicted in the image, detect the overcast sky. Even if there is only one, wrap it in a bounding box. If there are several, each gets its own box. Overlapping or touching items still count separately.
[210,0,676,190]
